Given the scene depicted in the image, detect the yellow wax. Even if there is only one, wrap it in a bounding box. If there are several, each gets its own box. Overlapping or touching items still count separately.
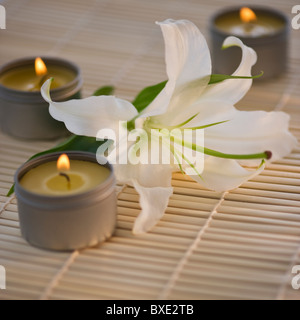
[215,11,285,37]
[0,64,76,91]
[20,160,111,196]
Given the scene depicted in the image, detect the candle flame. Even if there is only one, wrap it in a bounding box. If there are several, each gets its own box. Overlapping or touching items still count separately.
[35,57,48,76]
[57,154,70,171]
[240,7,257,23]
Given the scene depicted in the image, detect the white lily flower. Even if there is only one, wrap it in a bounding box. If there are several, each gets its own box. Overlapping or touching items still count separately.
[41,19,297,234]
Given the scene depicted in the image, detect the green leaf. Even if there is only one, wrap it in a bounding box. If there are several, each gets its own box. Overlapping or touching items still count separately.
[93,85,115,96]
[209,72,264,85]
[30,135,106,159]
[132,80,167,113]
[6,186,15,197]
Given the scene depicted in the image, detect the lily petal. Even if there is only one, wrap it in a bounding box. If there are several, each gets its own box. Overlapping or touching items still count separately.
[41,79,138,137]
[114,163,174,188]
[113,131,176,187]
[162,100,237,128]
[142,19,211,118]
[204,111,297,163]
[200,36,257,105]
[132,179,173,234]
[190,157,265,192]
[113,140,174,234]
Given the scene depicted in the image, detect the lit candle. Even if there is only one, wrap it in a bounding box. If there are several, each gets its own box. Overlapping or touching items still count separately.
[0,57,75,92]
[215,7,285,37]
[20,153,111,196]
[210,6,289,79]
[0,57,82,140]
[15,152,117,251]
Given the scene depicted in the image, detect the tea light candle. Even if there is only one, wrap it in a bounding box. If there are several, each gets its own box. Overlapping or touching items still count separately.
[210,6,289,79]
[20,154,111,196]
[0,57,82,140]
[15,152,117,251]
[0,57,75,92]
[215,7,285,38]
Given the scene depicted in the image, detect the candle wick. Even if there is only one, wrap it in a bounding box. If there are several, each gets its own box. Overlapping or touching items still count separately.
[59,172,71,189]
[244,22,255,33]
[28,74,49,92]
[38,74,49,88]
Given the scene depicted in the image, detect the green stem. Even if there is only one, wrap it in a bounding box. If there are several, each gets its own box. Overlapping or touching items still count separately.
[174,137,272,160]
[143,114,199,131]
[170,145,184,174]
[176,147,203,179]
[148,117,229,131]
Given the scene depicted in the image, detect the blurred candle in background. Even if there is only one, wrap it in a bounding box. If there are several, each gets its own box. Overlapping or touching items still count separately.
[210,6,289,79]
[0,57,82,140]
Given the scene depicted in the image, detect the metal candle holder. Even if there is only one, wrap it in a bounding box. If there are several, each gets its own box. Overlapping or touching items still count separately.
[15,152,117,251]
[0,57,82,140]
[209,6,289,80]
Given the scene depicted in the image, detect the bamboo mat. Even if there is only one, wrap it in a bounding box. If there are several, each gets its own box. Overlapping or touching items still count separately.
[0,0,300,300]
